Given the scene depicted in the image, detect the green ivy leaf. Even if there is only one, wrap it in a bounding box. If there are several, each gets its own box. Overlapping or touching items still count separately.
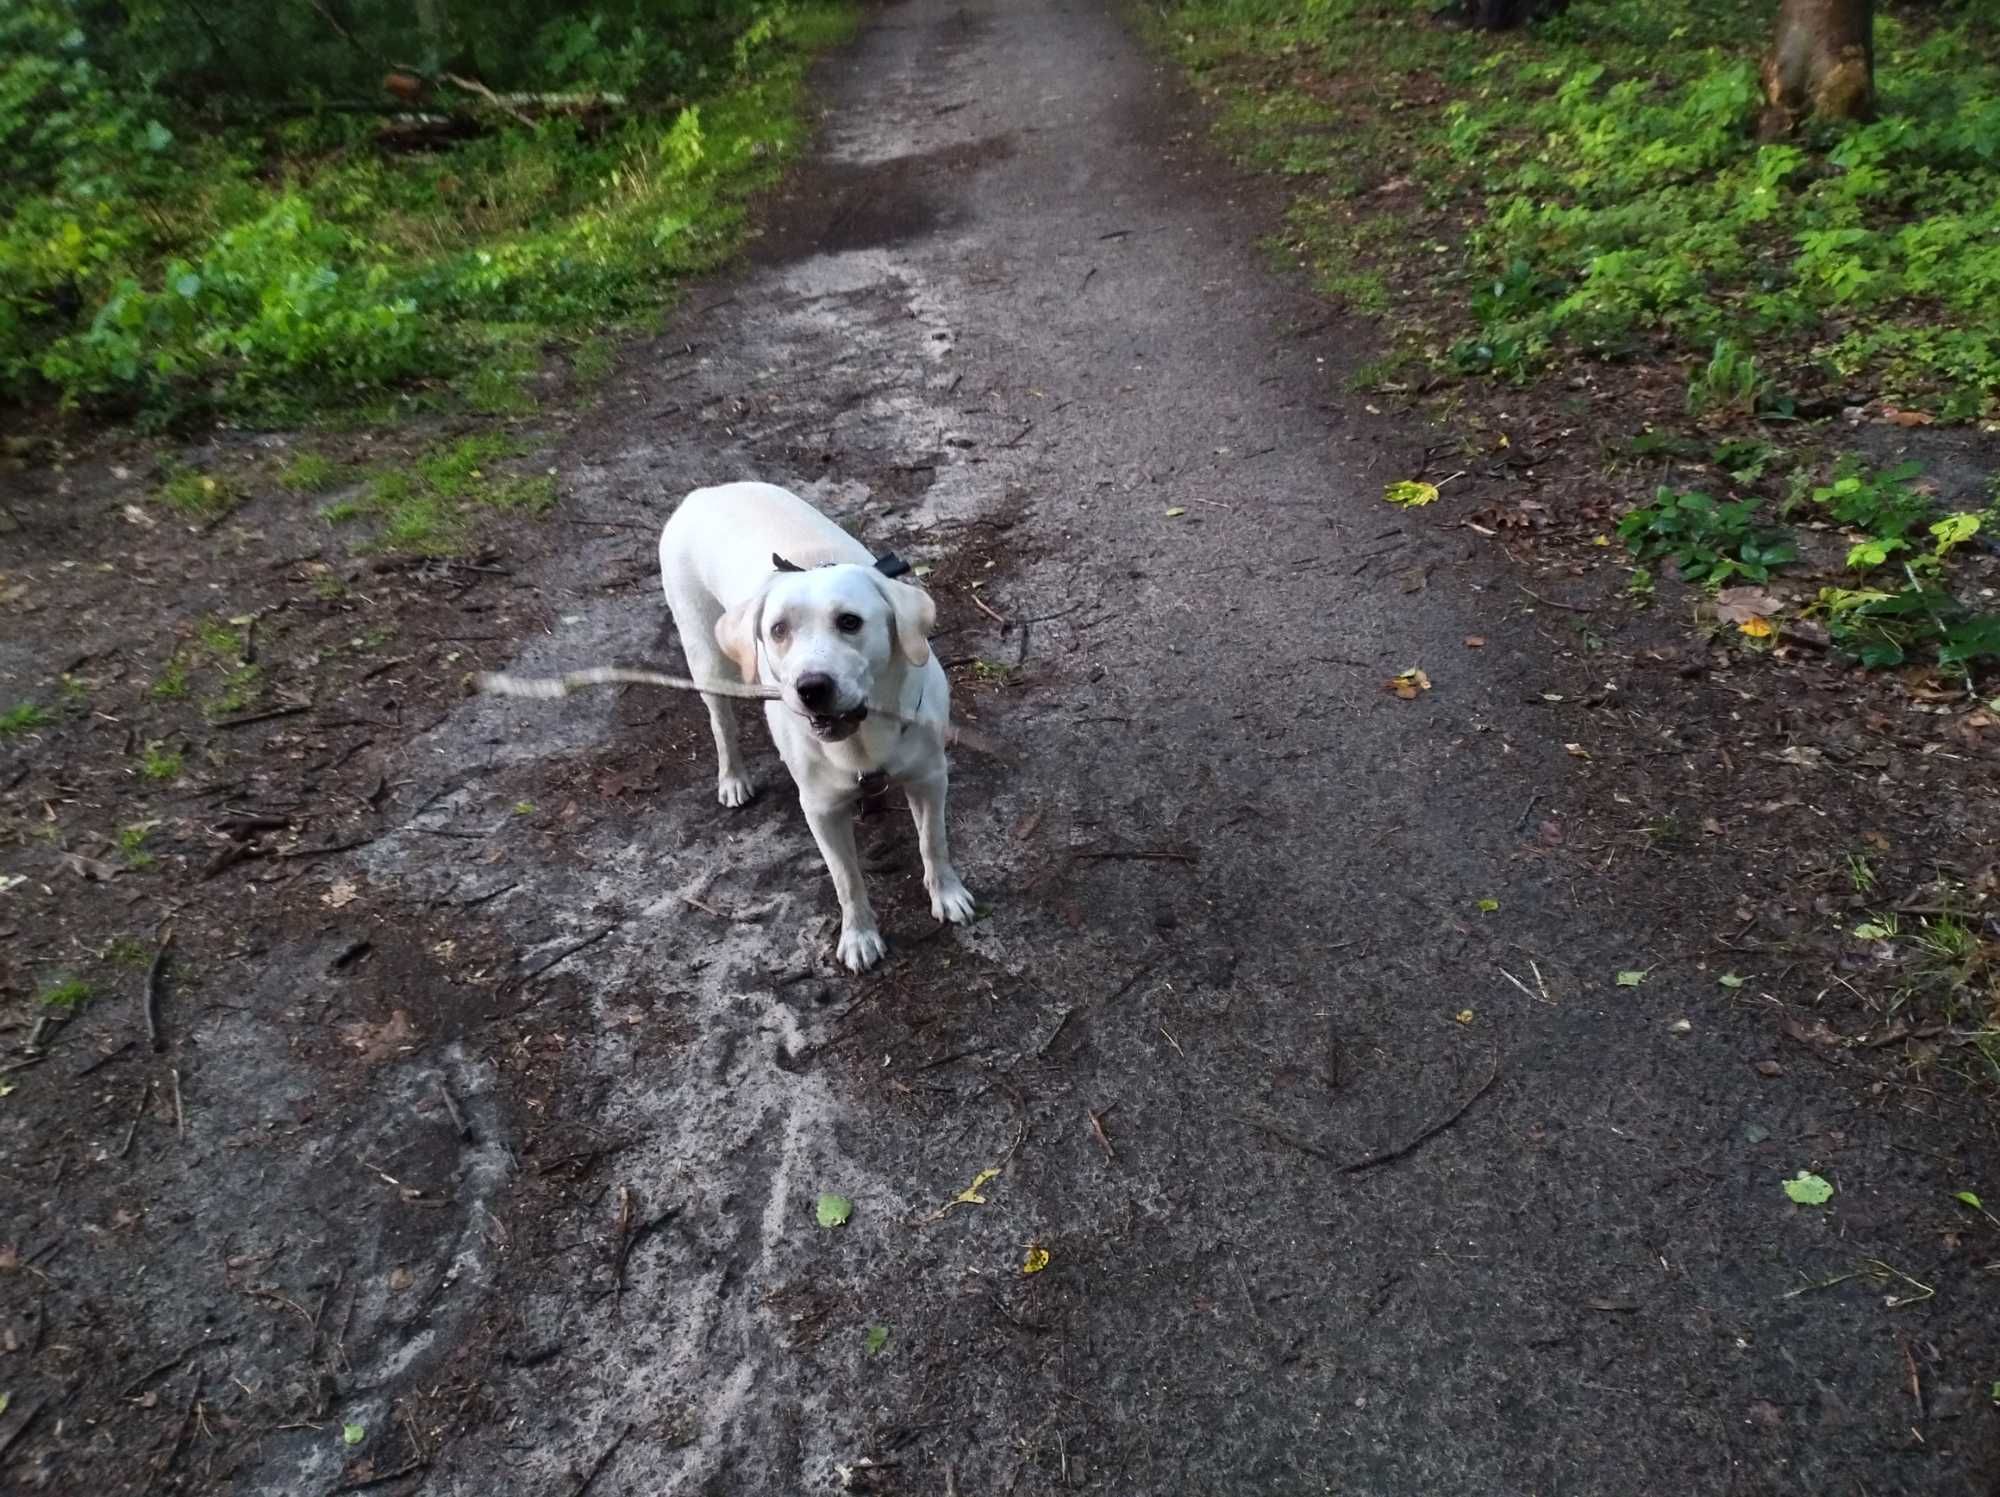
[1783,1171,1833,1206]
[1717,973,1746,989]
[1615,969,1647,987]
[1954,1190,1983,1210]
[342,1423,365,1446]
[815,1192,852,1229]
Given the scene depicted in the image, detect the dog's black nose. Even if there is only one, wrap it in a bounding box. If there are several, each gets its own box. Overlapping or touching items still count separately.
[796,673,835,711]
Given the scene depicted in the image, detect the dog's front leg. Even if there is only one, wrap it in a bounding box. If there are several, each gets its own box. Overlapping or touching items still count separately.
[904,773,975,925]
[801,798,886,971]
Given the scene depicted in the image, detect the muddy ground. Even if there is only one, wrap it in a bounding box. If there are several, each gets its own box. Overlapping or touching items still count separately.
[4,1,1999,1494]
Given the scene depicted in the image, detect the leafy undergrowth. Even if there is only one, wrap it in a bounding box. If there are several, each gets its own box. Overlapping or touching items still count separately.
[0,0,854,430]
[1156,0,2000,688]
[1159,0,2000,417]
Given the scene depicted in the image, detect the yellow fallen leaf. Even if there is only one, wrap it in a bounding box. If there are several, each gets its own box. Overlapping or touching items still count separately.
[1386,668,1432,700]
[1383,480,1438,508]
[1738,616,1775,638]
[1164,507,1186,518]
[1591,534,1610,547]
[955,1167,999,1206]
[1022,1244,1050,1275]
[1455,1009,1475,1025]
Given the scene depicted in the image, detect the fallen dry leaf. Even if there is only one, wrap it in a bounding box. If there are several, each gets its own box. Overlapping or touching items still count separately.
[1715,586,1782,625]
[323,879,359,909]
[338,1010,417,1063]
[1464,635,1487,648]
[56,851,120,882]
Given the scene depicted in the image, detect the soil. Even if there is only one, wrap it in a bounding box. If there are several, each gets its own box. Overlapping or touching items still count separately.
[3,1,1998,1494]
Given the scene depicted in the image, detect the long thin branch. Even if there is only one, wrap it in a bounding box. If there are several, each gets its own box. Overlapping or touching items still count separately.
[475,668,1009,758]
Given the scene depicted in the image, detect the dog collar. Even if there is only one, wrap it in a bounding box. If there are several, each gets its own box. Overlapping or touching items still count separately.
[771,551,911,578]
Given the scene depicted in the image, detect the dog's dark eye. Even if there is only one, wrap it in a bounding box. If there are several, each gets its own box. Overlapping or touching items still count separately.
[769,620,790,643]
[835,612,864,635]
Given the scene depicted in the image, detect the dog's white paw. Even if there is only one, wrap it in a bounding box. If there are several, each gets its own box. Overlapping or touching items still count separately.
[930,874,976,926]
[717,773,755,808]
[837,923,888,972]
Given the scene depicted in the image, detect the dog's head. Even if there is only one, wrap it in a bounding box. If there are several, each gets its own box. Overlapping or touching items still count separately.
[715,564,935,742]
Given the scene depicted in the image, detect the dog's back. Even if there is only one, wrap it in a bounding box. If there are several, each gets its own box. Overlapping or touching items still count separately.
[661,482,870,616]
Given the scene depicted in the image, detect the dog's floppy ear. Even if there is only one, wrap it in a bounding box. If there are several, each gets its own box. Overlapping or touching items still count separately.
[874,574,936,668]
[714,589,765,683]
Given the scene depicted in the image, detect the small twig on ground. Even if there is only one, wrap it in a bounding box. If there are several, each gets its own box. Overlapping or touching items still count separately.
[278,836,378,862]
[1514,583,1592,614]
[119,1332,238,1398]
[323,1458,431,1495]
[169,1067,186,1138]
[0,1390,52,1464]
[211,701,314,729]
[1230,1112,1338,1163]
[435,1079,471,1142]
[571,1422,633,1496]
[75,1039,135,1077]
[1038,963,1154,1058]
[144,926,175,1052]
[117,1080,152,1160]
[970,592,1011,628]
[1087,1106,1117,1164]
[519,923,621,981]
[1342,1059,1501,1174]
[1515,791,1540,832]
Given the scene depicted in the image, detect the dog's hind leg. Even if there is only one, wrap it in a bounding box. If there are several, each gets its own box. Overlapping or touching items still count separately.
[905,773,975,925]
[664,590,756,808]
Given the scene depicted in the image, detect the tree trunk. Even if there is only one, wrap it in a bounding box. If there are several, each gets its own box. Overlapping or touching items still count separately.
[1760,0,1874,137]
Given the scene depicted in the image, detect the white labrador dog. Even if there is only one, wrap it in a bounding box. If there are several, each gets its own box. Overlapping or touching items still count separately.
[659,481,975,970]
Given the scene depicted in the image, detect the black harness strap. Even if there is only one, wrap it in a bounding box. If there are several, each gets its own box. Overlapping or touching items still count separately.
[770,551,912,578]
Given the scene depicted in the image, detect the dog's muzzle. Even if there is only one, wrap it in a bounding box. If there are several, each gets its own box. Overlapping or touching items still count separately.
[808,705,868,742]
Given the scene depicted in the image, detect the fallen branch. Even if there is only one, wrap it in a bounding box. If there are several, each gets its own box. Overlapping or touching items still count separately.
[1342,1059,1500,1174]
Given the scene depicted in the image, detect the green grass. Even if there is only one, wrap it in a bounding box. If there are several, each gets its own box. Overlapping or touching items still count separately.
[156,466,239,519]
[1155,0,2000,419]
[139,741,182,780]
[0,702,51,735]
[104,935,154,966]
[205,663,262,717]
[278,452,341,492]
[195,617,244,659]
[117,821,156,869]
[571,336,618,385]
[2,3,857,426]
[327,433,557,551]
[151,659,191,700]
[38,976,92,1010]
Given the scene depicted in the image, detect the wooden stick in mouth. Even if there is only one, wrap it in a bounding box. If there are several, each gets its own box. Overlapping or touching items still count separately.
[474,667,1009,758]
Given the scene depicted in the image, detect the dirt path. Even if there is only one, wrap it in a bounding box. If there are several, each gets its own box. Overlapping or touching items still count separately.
[4,1,1997,1493]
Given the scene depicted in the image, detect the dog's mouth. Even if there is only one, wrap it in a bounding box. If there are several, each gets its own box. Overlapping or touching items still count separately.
[806,705,868,742]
